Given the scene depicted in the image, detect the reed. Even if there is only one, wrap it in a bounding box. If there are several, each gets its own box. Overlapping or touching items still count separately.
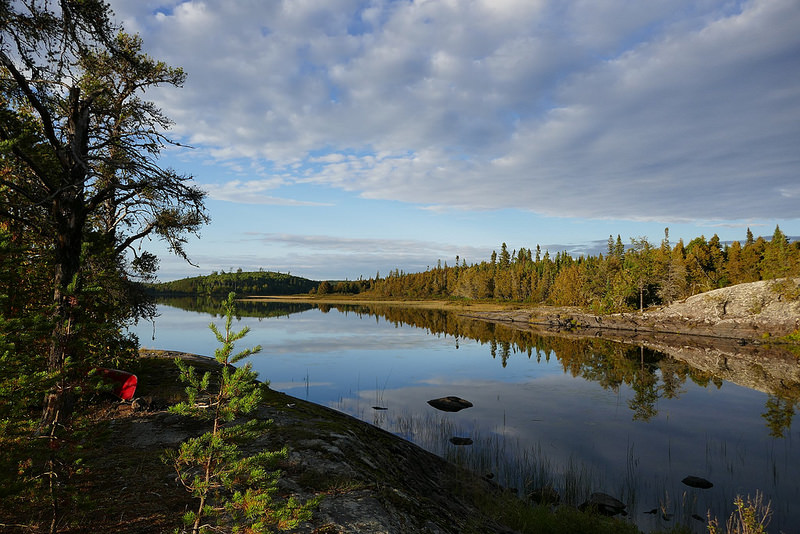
[388,411,599,506]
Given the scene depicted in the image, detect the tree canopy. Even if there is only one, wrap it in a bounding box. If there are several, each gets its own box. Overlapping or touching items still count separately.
[1,0,207,433]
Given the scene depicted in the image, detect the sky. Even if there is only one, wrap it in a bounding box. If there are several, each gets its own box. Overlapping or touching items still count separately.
[107,0,800,281]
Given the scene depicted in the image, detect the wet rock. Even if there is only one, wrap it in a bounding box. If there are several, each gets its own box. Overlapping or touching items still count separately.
[427,396,473,412]
[682,475,713,489]
[692,513,706,522]
[449,437,473,446]
[579,492,627,516]
[371,406,388,410]
[527,486,560,506]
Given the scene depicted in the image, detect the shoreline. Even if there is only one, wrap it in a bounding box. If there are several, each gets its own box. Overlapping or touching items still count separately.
[243,278,800,342]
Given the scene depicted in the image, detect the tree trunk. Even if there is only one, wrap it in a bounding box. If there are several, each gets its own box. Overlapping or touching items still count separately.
[39,92,90,432]
[40,194,86,432]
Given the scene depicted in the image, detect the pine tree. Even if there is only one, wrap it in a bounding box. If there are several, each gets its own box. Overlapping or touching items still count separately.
[762,225,791,279]
[165,293,317,533]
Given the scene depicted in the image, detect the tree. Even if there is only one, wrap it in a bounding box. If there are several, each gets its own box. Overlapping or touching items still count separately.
[625,237,655,311]
[166,293,317,532]
[498,242,510,269]
[0,1,208,429]
[762,225,793,279]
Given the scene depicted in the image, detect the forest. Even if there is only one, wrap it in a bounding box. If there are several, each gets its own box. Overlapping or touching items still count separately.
[147,269,318,296]
[151,226,800,314]
[320,227,800,312]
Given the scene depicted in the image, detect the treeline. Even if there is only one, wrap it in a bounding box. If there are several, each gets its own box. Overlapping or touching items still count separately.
[148,269,318,296]
[157,295,314,318]
[327,226,800,311]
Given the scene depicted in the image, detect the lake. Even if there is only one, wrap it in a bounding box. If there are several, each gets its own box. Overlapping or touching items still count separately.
[129,299,799,533]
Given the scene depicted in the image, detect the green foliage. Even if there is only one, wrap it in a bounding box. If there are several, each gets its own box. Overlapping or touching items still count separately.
[707,492,772,534]
[1,1,207,529]
[350,228,799,311]
[158,295,313,318]
[468,491,642,534]
[781,329,800,344]
[148,271,318,297]
[165,293,317,533]
[2,0,208,434]
[768,278,800,301]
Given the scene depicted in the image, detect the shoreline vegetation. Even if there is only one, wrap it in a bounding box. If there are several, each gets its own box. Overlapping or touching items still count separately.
[241,276,800,343]
[148,227,800,319]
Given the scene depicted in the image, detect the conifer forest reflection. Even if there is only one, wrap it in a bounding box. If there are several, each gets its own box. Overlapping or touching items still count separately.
[133,298,800,532]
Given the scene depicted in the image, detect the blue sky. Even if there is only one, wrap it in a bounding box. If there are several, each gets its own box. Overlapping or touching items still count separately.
[109,0,800,281]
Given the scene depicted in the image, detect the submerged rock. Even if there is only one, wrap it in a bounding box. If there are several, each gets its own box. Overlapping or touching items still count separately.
[449,437,473,446]
[427,396,473,412]
[682,475,713,489]
[579,492,627,516]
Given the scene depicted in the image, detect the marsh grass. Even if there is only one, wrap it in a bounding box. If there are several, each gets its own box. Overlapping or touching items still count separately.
[364,409,782,533]
[390,411,601,506]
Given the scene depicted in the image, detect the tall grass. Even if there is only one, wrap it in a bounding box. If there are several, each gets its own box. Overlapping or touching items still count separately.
[391,411,600,506]
[333,397,784,533]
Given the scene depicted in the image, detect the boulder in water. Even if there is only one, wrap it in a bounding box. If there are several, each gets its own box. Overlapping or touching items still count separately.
[682,476,713,489]
[427,396,473,412]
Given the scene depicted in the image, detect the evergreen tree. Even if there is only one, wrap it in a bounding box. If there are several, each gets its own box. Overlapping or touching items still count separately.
[762,225,792,279]
[166,293,317,533]
[499,242,511,269]
[1,1,208,430]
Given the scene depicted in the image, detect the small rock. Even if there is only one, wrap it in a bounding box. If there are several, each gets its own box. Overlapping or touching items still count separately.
[427,396,473,412]
[372,406,388,410]
[579,492,626,516]
[449,437,473,446]
[682,475,713,489]
[692,513,706,522]
[644,508,658,515]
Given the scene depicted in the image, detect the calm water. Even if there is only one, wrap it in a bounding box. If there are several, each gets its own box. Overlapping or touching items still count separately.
[130,300,800,533]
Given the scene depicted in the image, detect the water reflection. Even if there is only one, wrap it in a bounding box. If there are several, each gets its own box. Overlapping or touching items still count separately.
[142,297,800,532]
[161,296,800,435]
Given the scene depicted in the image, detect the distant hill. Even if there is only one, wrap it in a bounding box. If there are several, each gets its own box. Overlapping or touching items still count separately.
[146,270,319,296]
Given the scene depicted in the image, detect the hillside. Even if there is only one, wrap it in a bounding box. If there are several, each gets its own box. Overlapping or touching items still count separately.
[147,270,319,296]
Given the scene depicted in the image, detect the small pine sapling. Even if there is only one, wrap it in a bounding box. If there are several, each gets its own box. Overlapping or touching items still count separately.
[165,292,316,533]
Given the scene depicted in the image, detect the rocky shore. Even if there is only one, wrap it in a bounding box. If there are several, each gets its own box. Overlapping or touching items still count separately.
[464,278,800,340]
[461,278,800,398]
[98,350,522,534]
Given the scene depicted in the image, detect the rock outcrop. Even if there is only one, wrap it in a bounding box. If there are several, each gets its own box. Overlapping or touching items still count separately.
[466,278,800,340]
[462,279,800,397]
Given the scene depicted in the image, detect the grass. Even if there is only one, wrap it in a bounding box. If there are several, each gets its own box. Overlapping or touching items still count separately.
[378,409,765,534]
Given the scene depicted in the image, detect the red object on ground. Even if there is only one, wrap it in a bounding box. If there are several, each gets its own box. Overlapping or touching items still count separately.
[96,368,138,400]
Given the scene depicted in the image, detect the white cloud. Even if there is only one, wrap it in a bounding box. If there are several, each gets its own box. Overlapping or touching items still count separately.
[201,179,331,206]
[109,0,800,222]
